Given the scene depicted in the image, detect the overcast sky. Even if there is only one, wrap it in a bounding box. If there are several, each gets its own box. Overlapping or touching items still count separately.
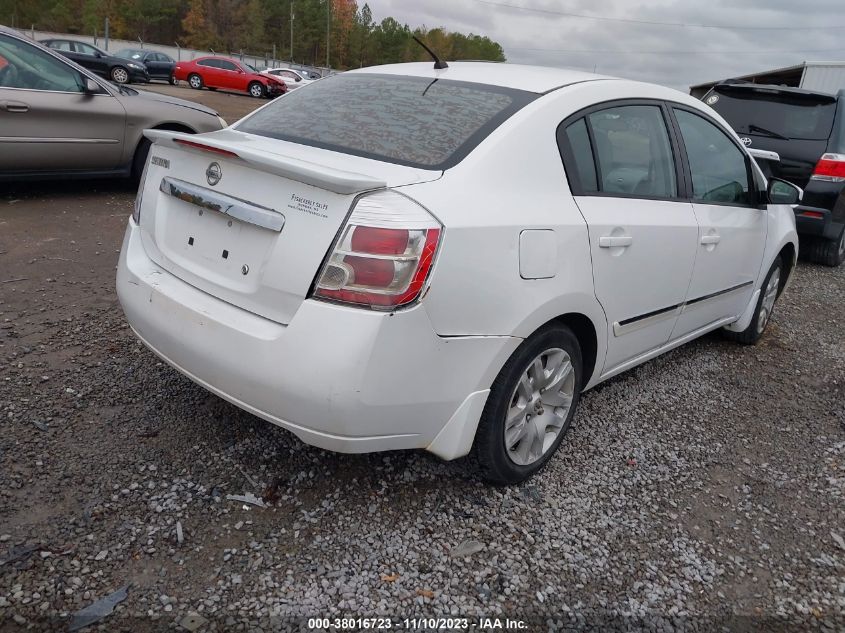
[363,0,845,90]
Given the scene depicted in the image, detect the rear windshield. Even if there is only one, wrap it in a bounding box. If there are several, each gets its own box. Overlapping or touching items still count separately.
[235,73,538,169]
[708,87,836,141]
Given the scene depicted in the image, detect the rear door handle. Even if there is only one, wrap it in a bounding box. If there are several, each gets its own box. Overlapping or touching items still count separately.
[599,235,633,248]
[700,234,721,245]
[0,100,29,113]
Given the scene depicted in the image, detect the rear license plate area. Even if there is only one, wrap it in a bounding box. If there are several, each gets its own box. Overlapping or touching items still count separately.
[161,195,272,281]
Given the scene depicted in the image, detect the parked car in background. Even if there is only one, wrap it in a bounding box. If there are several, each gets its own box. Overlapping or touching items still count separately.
[704,81,845,266]
[115,48,177,84]
[118,62,800,484]
[0,27,225,181]
[173,56,286,98]
[261,67,313,89]
[40,37,149,84]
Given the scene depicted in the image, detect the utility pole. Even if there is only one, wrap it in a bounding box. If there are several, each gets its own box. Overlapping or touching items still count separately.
[104,17,109,51]
[326,0,330,69]
[290,2,294,62]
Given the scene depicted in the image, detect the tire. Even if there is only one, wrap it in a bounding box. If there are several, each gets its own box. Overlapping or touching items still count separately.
[807,228,845,267]
[188,73,203,90]
[111,66,129,84]
[248,81,265,98]
[169,74,178,86]
[131,138,151,185]
[473,324,583,485]
[723,257,783,345]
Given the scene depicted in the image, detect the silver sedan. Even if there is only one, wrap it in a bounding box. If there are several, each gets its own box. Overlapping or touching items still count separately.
[0,26,226,181]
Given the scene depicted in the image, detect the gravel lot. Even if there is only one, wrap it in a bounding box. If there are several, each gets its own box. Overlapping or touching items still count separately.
[1,152,844,628]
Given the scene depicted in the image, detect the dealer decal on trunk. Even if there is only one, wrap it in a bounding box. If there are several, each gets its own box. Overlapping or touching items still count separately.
[288,194,329,219]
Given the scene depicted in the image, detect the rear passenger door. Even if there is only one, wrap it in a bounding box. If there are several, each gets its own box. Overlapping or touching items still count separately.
[558,101,699,373]
[668,107,766,338]
[196,59,221,86]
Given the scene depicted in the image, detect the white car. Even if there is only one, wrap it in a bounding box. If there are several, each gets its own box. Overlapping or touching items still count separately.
[260,67,313,89]
[117,62,800,484]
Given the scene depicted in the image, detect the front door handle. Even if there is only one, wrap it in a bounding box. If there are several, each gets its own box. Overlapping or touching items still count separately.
[700,234,721,245]
[599,235,633,248]
[0,100,29,113]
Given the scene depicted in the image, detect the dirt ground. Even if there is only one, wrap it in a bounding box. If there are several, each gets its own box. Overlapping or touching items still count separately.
[142,82,268,124]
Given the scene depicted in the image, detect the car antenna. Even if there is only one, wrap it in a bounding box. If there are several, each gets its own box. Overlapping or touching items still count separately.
[412,36,448,70]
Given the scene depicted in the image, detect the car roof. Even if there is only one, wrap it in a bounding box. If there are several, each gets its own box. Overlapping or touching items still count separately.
[347,61,615,94]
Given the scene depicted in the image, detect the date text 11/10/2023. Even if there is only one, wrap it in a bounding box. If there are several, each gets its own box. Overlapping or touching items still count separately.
[306,617,528,630]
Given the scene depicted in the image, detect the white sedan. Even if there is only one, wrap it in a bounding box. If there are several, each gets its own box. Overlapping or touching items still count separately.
[260,67,313,89]
[117,62,800,484]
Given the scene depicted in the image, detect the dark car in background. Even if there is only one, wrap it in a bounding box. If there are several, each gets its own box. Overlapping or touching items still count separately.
[114,48,177,84]
[703,82,845,266]
[40,38,149,84]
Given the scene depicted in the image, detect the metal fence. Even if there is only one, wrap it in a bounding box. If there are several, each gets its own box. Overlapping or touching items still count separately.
[20,28,330,78]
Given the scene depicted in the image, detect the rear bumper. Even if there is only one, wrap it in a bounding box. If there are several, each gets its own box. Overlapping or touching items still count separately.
[116,221,518,458]
[794,180,845,240]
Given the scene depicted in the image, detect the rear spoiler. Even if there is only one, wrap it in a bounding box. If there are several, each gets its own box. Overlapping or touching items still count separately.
[144,129,387,195]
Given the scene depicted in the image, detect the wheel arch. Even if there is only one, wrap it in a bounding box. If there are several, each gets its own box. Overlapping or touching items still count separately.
[777,240,797,295]
[129,122,198,174]
[552,312,599,388]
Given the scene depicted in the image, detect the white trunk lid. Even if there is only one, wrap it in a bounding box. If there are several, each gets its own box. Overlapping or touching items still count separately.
[137,129,441,324]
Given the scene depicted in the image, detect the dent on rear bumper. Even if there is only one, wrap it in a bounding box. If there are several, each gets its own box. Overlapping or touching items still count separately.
[116,222,519,457]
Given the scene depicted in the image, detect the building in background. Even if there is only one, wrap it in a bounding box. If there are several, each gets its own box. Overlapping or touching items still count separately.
[690,61,845,98]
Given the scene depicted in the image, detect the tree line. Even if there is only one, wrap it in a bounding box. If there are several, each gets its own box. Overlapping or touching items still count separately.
[1,0,506,68]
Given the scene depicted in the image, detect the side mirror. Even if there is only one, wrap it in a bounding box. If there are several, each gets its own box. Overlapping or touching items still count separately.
[767,178,802,205]
[83,77,101,94]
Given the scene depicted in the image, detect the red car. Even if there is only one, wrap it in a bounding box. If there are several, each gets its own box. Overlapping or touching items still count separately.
[173,56,286,99]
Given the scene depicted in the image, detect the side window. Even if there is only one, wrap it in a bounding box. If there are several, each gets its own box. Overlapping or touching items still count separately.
[563,118,598,192]
[674,109,753,206]
[197,59,217,68]
[587,105,677,198]
[218,60,238,71]
[0,35,83,92]
[49,41,72,52]
[75,43,98,56]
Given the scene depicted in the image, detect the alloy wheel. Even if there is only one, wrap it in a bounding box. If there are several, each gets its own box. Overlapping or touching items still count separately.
[112,67,129,84]
[250,84,264,98]
[504,348,576,466]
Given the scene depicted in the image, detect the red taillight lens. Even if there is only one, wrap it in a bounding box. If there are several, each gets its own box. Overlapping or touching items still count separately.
[313,191,442,310]
[351,227,409,255]
[174,138,239,158]
[800,210,826,219]
[811,153,845,182]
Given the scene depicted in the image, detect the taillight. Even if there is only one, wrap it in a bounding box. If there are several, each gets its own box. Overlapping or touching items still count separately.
[313,190,442,310]
[811,153,845,182]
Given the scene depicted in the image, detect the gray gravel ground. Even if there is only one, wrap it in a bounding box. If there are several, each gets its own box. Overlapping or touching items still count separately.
[0,184,843,632]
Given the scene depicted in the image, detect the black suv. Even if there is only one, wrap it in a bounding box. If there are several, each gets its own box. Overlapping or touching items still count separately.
[703,82,845,266]
[40,38,149,84]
